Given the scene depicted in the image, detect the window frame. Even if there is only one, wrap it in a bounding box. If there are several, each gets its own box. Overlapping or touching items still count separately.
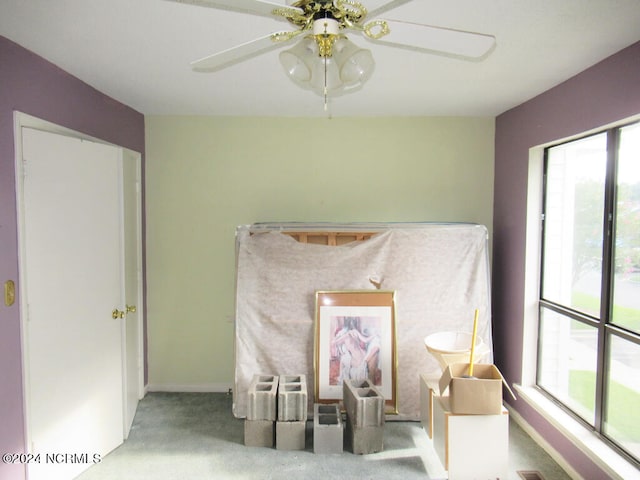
[537,120,640,467]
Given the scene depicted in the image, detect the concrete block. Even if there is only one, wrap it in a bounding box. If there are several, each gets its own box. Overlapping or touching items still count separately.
[247,374,279,421]
[244,419,275,448]
[277,375,308,422]
[346,423,384,455]
[342,379,385,428]
[313,404,343,454]
[275,420,306,451]
[343,379,384,454]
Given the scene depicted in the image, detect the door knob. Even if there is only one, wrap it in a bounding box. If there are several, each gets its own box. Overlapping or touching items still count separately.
[126,304,137,313]
[112,308,125,319]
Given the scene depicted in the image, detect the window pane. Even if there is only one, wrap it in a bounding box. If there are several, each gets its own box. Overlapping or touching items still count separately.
[543,133,607,316]
[603,335,640,459]
[538,307,598,424]
[613,123,640,333]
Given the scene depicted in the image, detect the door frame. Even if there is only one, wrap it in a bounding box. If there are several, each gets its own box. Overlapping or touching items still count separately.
[121,147,145,435]
[13,111,144,449]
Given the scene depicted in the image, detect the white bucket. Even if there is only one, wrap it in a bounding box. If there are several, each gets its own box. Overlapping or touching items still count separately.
[424,331,489,371]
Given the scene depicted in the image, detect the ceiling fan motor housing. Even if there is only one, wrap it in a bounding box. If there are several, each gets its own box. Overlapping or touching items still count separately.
[306,6,338,58]
[289,0,368,29]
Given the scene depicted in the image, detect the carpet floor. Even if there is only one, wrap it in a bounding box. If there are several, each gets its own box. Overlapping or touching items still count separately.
[75,392,571,480]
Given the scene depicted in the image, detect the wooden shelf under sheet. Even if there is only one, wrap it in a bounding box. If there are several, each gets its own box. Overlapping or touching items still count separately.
[282,231,375,246]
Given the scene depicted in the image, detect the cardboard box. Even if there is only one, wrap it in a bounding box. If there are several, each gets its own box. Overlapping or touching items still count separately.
[438,363,513,414]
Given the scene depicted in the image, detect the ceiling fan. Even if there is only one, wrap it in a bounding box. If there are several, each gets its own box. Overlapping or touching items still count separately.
[168,0,496,107]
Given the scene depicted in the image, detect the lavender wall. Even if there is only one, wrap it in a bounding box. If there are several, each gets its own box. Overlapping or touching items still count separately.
[493,41,640,478]
[0,36,144,480]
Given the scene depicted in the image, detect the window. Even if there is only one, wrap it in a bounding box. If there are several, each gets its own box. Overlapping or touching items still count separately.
[538,121,640,465]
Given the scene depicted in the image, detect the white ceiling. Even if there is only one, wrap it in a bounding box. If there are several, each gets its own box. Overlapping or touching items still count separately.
[1,0,639,117]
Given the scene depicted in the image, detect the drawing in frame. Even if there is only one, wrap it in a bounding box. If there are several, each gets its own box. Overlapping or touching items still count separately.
[314,290,398,414]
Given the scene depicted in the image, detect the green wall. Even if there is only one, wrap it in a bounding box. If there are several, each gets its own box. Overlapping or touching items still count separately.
[145,116,495,389]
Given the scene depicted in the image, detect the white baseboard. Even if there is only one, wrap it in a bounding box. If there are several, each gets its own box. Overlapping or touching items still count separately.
[146,383,233,393]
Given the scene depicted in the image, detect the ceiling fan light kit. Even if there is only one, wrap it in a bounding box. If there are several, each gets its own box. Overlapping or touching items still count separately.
[172,0,496,109]
[279,30,375,97]
[284,37,374,93]
[277,8,375,107]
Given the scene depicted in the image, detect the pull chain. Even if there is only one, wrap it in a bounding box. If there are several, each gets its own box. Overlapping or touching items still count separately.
[324,56,328,111]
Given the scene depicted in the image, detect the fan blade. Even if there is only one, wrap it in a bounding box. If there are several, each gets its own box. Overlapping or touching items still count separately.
[165,0,302,18]
[365,0,415,18]
[191,32,300,72]
[363,20,495,59]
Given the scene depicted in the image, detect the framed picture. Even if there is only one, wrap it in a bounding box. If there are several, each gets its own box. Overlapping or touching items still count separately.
[314,290,398,413]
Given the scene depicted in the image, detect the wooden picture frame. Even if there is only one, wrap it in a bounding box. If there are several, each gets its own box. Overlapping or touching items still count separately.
[314,290,398,413]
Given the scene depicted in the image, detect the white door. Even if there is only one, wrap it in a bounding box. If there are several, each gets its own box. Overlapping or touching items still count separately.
[20,127,125,480]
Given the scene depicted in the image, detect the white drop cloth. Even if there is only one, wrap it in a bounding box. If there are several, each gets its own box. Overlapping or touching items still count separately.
[233,223,492,419]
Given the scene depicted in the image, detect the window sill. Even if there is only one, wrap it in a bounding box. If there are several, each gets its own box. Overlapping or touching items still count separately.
[513,384,639,480]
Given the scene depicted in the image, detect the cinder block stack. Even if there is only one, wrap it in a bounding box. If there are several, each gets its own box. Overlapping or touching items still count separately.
[244,374,278,447]
[343,379,385,454]
[276,375,308,450]
[313,403,343,454]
